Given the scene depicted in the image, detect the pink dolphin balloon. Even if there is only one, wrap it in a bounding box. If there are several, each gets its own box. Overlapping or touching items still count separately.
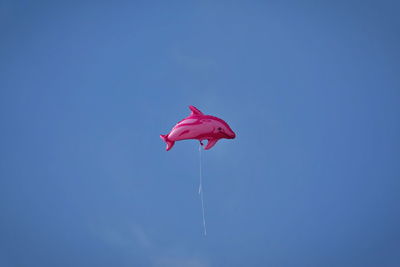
[160,106,236,151]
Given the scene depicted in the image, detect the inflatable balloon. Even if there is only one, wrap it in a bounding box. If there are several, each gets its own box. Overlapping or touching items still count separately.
[160,106,236,151]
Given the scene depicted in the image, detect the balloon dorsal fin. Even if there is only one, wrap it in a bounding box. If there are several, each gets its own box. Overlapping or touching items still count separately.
[189,105,204,116]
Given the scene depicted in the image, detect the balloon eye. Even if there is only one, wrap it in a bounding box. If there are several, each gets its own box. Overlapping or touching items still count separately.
[218,127,222,131]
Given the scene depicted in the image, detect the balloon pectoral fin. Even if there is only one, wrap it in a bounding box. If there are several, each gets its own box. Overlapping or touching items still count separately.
[204,139,218,150]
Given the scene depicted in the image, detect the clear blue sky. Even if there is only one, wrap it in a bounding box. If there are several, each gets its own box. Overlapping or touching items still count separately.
[1,1,399,266]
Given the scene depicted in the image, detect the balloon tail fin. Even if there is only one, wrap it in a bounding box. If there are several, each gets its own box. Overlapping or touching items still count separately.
[160,135,174,151]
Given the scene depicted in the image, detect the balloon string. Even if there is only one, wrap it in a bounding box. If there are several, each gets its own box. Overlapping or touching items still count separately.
[199,142,207,236]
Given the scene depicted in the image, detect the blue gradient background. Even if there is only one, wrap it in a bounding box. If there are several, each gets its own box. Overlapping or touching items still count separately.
[1,1,399,266]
